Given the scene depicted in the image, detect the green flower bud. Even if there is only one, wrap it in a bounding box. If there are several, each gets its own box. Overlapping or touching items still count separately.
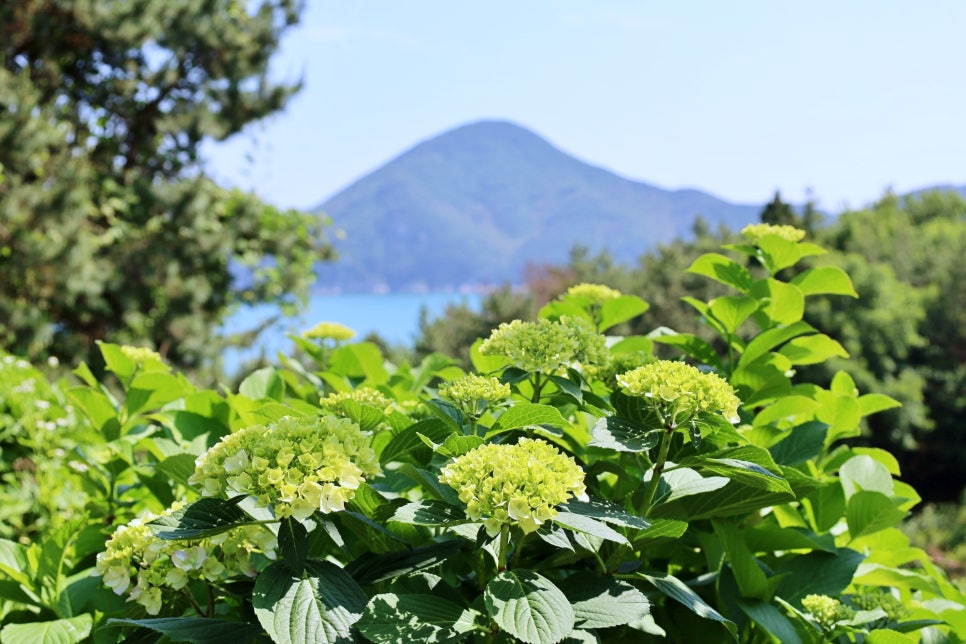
[617,360,740,425]
[479,317,607,374]
[301,321,356,342]
[802,594,855,629]
[741,223,806,243]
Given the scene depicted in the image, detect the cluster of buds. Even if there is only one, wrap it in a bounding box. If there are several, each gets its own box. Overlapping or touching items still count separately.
[439,438,586,536]
[319,387,394,415]
[479,317,607,374]
[617,360,740,425]
[438,374,509,420]
[740,223,807,243]
[96,508,276,615]
[189,415,381,521]
[801,594,855,630]
[301,321,356,342]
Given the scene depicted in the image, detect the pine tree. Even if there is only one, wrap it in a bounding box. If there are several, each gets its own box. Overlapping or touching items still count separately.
[0,1,331,371]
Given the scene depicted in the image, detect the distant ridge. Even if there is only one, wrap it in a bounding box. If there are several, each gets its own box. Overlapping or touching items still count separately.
[313,120,762,291]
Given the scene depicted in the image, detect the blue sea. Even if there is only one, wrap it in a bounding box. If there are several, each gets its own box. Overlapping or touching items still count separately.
[221,292,483,372]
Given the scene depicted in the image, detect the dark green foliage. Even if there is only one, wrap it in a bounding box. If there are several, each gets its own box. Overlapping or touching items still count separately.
[0,0,331,372]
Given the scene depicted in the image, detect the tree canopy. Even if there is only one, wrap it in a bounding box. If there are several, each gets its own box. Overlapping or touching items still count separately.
[0,0,330,371]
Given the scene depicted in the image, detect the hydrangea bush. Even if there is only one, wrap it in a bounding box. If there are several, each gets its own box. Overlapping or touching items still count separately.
[1,228,964,643]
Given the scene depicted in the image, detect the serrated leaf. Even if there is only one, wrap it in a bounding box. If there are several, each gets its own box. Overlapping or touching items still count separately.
[640,573,737,640]
[345,541,465,586]
[391,500,467,526]
[278,517,309,572]
[589,416,660,452]
[105,618,261,644]
[357,593,466,643]
[735,598,803,644]
[148,497,257,539]
[599,295,649,331]
[687,253,755,293]
[1,615,92,644]
[857,393,902,416]
[485,570,574,644]
[380,418,457,466]
[708,295,759,335]
[155,453,199,488]
[561,497,650,530]
[751,278,805,326]
[492,403,567,432]
[774,548,865,607]
[253,559,367,644]
[846,491,907,540]
[791,266,857,297]
[768,421,828,466]
[739,321,816,366]
[778,334,848,365]
[559,574,650,629]
[553,512,629,545]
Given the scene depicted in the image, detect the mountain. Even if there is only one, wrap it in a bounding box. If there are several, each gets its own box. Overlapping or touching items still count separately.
[313,120,762,291]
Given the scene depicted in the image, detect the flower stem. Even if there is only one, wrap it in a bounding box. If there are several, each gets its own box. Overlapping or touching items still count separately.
[498,524,510,571]
[640,426,674,517]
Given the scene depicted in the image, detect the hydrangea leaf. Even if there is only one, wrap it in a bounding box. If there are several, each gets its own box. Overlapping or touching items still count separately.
[484,570,574,644]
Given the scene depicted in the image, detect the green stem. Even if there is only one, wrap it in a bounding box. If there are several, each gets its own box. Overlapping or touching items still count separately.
[510,530,528,570]
[640,426,674,517]
[530,373,544,403]
[498,524,511,571]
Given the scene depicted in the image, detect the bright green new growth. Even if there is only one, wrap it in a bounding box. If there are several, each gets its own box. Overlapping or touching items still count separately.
[740,222,807,243]
[189,416,381,521]
[96,506,277,615]
[439,438,586,536]
[565,282,622,304]
[851,590,912,621]
[478,317,607,373]
[438,374,510,416]
[801,594,855,629]
[301,321,356,342]
[319,387,394,414]
[118,345,165,367]
[618,360,740,424]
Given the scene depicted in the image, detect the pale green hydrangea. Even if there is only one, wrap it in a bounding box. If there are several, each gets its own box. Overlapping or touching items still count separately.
[96,507,277,615]
[189,415,381,521]
[597,351,656,389]
[565,283,622,304]
[438,374,510,418]
[617,360,740,424]
[319,387,394,415]
[439,438,586,536]
[479,317,607,373]
[302,321,356,342]
[119,345,165,366]
[802,594,855,629]
[851,591,911,621]
[741,223,807,243]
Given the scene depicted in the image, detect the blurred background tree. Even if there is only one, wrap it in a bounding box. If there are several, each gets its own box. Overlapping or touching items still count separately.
[0,0,331,372]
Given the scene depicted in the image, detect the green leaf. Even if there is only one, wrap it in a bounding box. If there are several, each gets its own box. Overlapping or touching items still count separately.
[743,526,836,554]
[735,598,803,644]
[839,455,895,499]
[851,563,943,595]
[639,573,737,640]
[865,629,918,644]
[337,399,386,432]
[380,419,457,466]
[768,421,828,466]
[561,497,650,530]
[751,278,805,326]
[708,295,759,335]
[345,541,465,586]
[650,331,723,370]
[655,468,731,505]
[391,500,467,527]
[548,374,582,404]
[155,453,200,488]
[846,491,908,540]
[815,390,862,444]
[491,403,568,432]
[485,570,574,644]
[691,457,792,494]
[428,434,485,459]
[0,539,32,587]
[66,386,121,440]
[739,321,816,366]
[778,334,849,365]
[105,618,262,643]
[756,235,821,273]
[774,548,865,607]
[278,517,309,572]
[791,266,858,297]
[357,593,467,643]
[588,416,660,452]
[857,393,902,416]
[713,520,772,600]
[559,574,650,629]
[599,295,649,331]
[1,615,92,644]
[631,518,689,548]
[253,559,367,644]
[239,367,285,400]
[553,512,629,545]
[687,253,755,293]
[329,342,390,384]
[147,497,257,539]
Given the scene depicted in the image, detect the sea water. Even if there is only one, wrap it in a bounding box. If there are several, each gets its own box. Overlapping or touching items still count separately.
[221,292,482,373]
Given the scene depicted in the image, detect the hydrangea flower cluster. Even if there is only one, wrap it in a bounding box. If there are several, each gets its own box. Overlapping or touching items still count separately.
[801,594,855,630]
[119,345,165,366]
[96,509,277,615]
[617,360,741,425]
[189,415,381,521]
[439,438,586,536]
[851,591,911,621]
[301,321,356,342]
[319,387,394,415]
[479,317,607,374]
[741,223,807,243]
[438,374,510,418]
[565,283,622,304]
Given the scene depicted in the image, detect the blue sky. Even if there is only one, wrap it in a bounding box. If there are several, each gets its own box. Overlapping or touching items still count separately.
[204,1,966,214]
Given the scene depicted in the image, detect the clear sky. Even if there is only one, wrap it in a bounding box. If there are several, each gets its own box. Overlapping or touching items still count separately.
[203,1,966,214]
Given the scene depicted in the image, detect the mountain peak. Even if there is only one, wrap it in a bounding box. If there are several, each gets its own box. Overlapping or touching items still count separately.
[315,121,760,292]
